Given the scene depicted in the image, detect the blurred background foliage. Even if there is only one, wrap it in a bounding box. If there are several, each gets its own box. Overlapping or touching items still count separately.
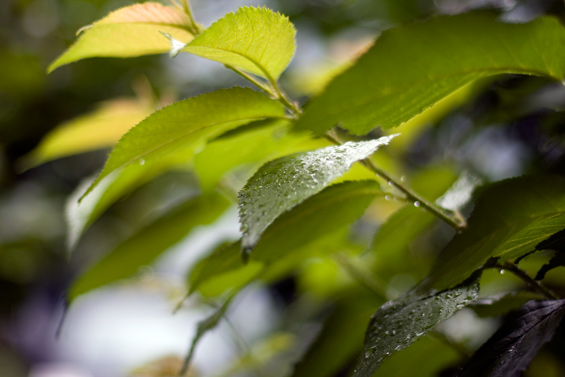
[1,0,565,376]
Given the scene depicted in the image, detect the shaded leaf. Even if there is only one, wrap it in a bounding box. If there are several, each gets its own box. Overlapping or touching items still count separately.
[535,253,565,281]
[69,193,229,300]
[457,299,565,377]
[470,291,546,318]
[180,7,295,80]
[297,13,565,134]
[82,87,285,200]
[239,136,396,256]
[426,176,565,291]
[352,273,480,377]
[48,2,194,72]
[189,181,381,295]
[534,228,565,280]
[20,98,153,169]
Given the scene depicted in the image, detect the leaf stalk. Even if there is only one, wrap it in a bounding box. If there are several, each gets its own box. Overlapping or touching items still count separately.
[493,261,559,300]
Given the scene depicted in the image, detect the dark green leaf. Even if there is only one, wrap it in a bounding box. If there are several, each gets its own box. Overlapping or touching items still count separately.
[82,87,285,200]
[470,291,546,318]
[352,273,480,377]
[427,176,565,291]
[297,13,565,135]
[458,299,565,377]
[70,193,230,300]
[239,136,396,256]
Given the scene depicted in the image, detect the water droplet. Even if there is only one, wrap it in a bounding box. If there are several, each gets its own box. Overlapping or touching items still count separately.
[392,330,396,335]
[388,181,394,186]
[413,201,421,207]
[499,269,505,275]
[385,194,392,201]
[400,176,406,182]
[138,158,145,165]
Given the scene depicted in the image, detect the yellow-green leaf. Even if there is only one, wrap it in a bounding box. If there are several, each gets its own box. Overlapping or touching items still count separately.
[180,7,296,81]
[48,2,194,72]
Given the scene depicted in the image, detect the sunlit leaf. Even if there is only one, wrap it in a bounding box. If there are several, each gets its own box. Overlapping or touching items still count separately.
[297,13,565,134]
[20,98,153,169]
[239,136,396,256]
[426,176,565,291]
[82,87,285,200]
[48,2,195,72]
[352,273,480,377]
[69,193,229,300]
[180,6,296,80]
[458,299,565,377]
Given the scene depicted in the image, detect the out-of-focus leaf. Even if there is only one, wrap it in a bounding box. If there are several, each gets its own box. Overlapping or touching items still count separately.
[20,98,153,169]
[189,181,381,295]
[69,193,230,300]
[352,273,480,377]
[457,299,565,377]
[534,228,565,280]
[194,119,323,192]
[426,176,565,291]
[179,7,295,80]
[470,291,546,318]
[297,13,565,135]
[48,2,194,72]
[82,87,285,200]
[292,289,383,377]
[239,136,396,256]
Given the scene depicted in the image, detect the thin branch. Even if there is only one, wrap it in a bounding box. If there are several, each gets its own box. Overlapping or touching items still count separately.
[493,261,559,300]
[225,65,275,97]
[323,133,467,231]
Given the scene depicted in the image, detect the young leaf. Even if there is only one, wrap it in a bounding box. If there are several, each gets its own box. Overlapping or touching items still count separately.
[297,12,565,135]
[180,7,296,81]
[69,193,229,301]
[426,176,565,291]
[48,2,195,72]
[238,135,396,256]
[457,299,565,377]
[20,98,153,169]
[352,273,481,377]
[82,87,285,200]
[189,181,382,295]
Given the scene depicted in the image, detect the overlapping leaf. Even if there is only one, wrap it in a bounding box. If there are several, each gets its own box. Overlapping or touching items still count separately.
[48,2,195,72]
[70,193,229,300]
[353,274,480,377]
[458,299,565,377]
[297,12,565,134]
[179,7,296,80]
[189,181,381,296]
[81,87,285,200]
[20,98,153,169]
[426,175,565,291]
[238,136,396,256]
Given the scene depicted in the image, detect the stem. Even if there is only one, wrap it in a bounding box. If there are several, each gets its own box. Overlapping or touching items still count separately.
[179,0,202,35]
[494,261,559,300]
[269,79,302,118]
[323,133,467,231]
[225,65,275,97]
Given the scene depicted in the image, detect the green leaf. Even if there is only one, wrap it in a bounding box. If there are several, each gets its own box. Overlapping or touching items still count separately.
[297,13,565,135]
[82,87,285,201]
[239,136,396,256]
[69,193,230,301]
[189,181,381,296]
[180,6,296,81]
[353,274,481,377]
[19,98,153,169]
[291,289,383,377]
[426,175,565,291]
[470,291,545,318]
[48,2,195,72]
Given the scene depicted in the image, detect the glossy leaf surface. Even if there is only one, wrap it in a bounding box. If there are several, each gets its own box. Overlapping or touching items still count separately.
[82,87,285,200]
[353,274,480,377]
[458,299,565,377]
[181,7,295,80]
[48,2,194,72]
[427,176,565,290]
[297,13,565,134]
[70,193,229,300]
[239,136,396,255]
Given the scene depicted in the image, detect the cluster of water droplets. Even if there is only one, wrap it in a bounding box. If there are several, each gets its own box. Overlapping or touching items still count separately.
[354,278,480,376]
[239,136,397,252]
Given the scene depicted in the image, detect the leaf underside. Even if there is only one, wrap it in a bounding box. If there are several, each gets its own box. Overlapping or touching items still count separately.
[297,12,565,135]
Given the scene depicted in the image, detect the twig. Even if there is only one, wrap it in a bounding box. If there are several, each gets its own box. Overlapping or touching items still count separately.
[493,261,559,300]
